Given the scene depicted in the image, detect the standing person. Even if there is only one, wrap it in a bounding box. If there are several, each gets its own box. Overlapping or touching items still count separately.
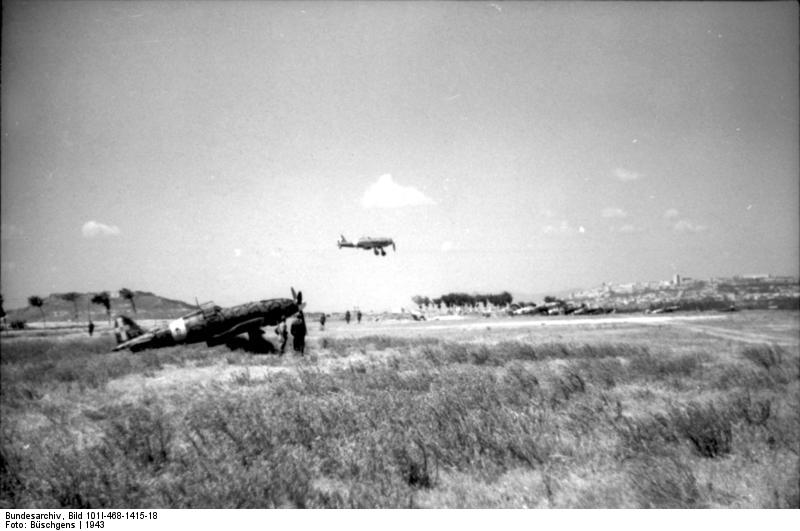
[88,320,95,337]
[290,312,307,355]
[319,313,326,331]
[345,310,351,324]
[275,318,288,355]
[357,310,362,324]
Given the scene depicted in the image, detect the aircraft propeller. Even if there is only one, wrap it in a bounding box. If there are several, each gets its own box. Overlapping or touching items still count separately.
[291,287,305,311]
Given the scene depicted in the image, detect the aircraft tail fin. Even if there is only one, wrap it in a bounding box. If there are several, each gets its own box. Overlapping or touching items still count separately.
[113,314,145,344]
[337,235,351,248]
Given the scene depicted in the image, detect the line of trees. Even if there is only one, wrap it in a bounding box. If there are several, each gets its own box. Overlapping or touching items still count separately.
[412,291,513,310]
[20,288,140,326]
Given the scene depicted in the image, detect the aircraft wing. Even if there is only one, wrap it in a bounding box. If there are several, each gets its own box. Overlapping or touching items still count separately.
[112,332,152,352]
[111,330,172,352]
[207,317,264,346]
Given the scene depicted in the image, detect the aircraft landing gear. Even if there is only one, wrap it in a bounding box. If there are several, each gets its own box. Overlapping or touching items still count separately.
[373,248,379,255]
[380,248,386,256]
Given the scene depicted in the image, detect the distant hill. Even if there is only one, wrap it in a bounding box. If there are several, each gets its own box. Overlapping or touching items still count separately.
[6,291,197,324]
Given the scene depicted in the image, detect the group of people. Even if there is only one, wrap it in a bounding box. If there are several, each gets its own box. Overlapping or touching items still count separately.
[343,310,362,324]
[276,308,366,356]
[317,310,362,331]
[275,312,306,355]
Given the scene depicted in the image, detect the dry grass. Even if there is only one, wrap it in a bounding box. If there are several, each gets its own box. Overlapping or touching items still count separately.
[1,312,798,508]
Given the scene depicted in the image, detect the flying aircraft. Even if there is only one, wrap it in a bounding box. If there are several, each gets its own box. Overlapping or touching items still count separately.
[112,289,304,352]
[337,235,396,256]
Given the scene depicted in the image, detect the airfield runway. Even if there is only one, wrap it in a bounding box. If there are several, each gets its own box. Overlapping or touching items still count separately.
[324,311,799,348]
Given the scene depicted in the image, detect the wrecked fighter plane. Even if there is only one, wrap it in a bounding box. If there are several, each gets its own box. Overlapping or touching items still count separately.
[112,289,304,352]
[337,235,396,256]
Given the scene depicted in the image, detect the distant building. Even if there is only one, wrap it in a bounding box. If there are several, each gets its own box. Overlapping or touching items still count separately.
[741,274,770,280]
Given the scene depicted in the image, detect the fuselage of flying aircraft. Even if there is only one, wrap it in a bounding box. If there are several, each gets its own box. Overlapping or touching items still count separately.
[337,235,396,256]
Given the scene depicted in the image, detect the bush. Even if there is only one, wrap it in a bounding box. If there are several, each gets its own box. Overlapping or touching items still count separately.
[673,402,732,458]
[614,413,680,458]
[627,452,702,508]
[628,352,706,380]
[742,344,784,371]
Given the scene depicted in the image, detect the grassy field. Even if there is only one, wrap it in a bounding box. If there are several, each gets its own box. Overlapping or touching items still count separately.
[1,311,798,508]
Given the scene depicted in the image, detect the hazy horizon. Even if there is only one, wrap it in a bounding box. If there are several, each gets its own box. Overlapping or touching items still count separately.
[2,1,798,312]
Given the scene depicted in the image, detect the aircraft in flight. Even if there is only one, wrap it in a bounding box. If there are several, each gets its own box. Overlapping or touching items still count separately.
[112,289,304,352]
[337,235,396,256]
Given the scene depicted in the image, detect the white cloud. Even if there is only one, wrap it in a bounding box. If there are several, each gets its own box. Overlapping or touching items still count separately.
[614,167,640,181]
[441,241,454,252]
[233,248,242,257]
[361,174,435,209]
[664,208,680,219]
[81,220,120,238]
[543,220,576,234]
[673,219,707,233]
[617,224,641,233]
[602,207,627,218]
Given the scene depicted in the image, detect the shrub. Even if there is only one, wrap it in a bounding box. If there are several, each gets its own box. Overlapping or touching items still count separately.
[614,413,680,457]
[550,369,586,405]
[574,357,626,388]
[731,391,772,427]
[99,400,173,471]
[627,452,702,508]
[741,344,784,371]
[673,402,732,458]
[628,352,705,380]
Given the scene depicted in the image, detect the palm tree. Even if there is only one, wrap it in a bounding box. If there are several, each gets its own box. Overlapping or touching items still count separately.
[28,295,46,327]
[59,292,82,320]
[119,288,137,314]
[91,292,112,324]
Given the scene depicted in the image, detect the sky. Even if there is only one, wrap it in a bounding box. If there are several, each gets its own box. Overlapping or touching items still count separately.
[2,1,798,312]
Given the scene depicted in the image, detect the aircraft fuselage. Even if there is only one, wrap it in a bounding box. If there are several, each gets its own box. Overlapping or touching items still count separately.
[338,235,395,255]
[113,298,301,352]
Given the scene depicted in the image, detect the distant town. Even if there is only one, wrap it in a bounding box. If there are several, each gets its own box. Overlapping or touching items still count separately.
[568,274,799,312]
[413,274,799,317]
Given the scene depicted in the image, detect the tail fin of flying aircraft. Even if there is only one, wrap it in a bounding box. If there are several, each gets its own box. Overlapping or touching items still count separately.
[337,235,351,248]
